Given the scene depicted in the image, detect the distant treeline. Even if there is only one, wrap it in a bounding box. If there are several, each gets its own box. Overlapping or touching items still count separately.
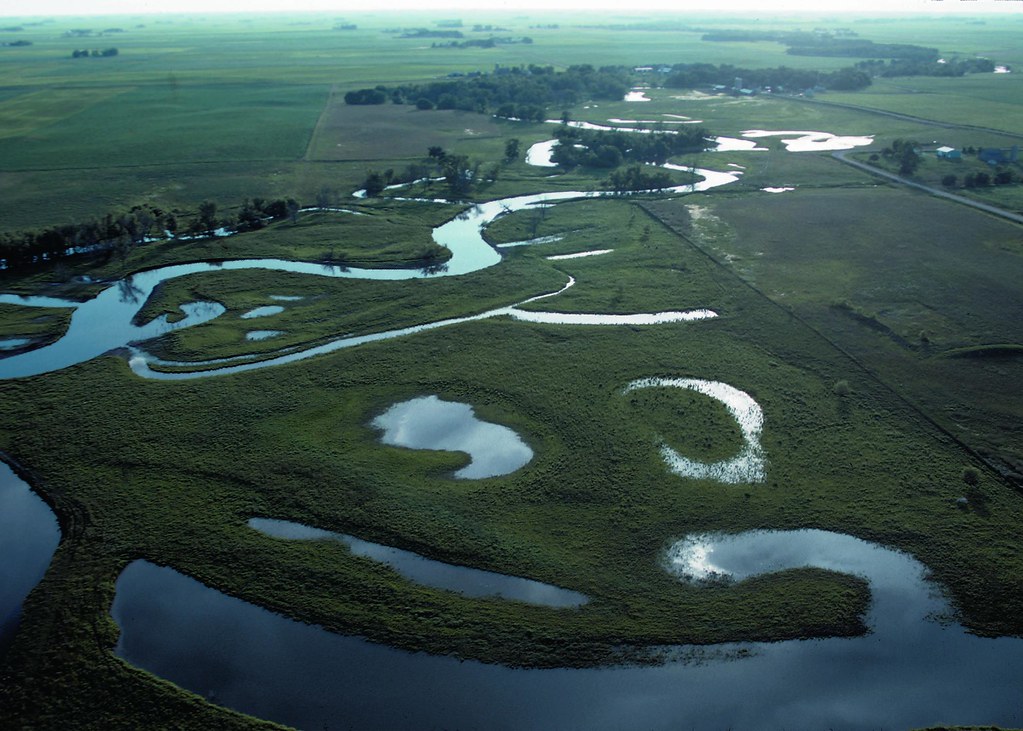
[855,57,995,78]
[551,124,710,169]
[399,29,464,39]
[702,30,938,61]
[788,40,939,61]
[0,40,31,47]
[663,62,871,91]
[0,197,302,272]
[432,37,533,49]
[70,48,118,58]
[345,64,631,117]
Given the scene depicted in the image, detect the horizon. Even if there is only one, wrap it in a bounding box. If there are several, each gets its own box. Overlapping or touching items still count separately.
[1,0,1021,19]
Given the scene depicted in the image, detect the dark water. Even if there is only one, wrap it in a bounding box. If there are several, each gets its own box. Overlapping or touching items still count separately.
[0,462,60,657]
[112,528,1023,731]
[248,518,586,607]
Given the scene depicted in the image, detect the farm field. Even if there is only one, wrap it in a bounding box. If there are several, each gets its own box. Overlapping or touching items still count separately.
[1,9,1023,731]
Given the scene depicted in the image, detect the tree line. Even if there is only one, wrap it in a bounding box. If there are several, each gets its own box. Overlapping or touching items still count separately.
[855,57,995,78]
[345,64,631,117]
[431,37,533,49]
[360,146,501,199]
[0,196,303,272]
[550,124,710,169]
[71,48,118,58]
[662,62,871,92]
[701,31,939,62]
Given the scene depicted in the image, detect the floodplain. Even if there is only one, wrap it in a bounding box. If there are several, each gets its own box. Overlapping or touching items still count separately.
[1,9,1023,731]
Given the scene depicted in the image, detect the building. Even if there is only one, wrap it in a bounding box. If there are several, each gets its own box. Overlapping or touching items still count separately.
[936,146,962,160]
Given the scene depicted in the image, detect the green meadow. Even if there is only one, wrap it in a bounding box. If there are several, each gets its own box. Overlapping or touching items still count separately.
[1,10,1022,730]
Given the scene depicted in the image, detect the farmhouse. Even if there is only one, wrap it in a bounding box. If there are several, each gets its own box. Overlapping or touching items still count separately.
[935,146,962,160]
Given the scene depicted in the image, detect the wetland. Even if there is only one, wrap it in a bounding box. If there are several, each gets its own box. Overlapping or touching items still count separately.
[2,8,1023,731]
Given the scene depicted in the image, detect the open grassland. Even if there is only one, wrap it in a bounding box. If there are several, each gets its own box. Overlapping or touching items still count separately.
[825,76,1023,136]
[644,184,1023,481]
[306,98,511,161]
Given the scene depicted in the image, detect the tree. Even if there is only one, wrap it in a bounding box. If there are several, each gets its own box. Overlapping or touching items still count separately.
[941,174,957,188]
[504,138,520,163]
[363,171,386,197]
[442,154,479,197]
[898,146,921,176]
[416,98,434,110]
[197,201,218,237]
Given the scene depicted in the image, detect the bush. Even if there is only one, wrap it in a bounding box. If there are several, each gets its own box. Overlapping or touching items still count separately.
[833,380,851,397]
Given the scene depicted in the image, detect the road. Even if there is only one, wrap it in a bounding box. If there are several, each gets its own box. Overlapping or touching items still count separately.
[790,95,1023,141]
[831,150,1023,226]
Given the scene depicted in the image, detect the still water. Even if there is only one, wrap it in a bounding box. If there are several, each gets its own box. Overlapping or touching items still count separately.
[248,517,587,607]
[111,528,1023,731]
[0,462,60,657]
[372,395,533,479]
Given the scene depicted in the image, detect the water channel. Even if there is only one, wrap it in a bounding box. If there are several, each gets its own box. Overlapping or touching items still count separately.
[248,517,587,607]
[110,528,1023,730]
[0,461,60,658]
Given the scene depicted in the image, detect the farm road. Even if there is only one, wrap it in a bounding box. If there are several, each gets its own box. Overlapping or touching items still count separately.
[791,96,1023,141]
[832,150,1023,226]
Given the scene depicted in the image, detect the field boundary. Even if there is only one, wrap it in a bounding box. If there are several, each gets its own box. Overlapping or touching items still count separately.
[831,150,1023,226]
[788,95,1023,141]
[639,200,1017,491]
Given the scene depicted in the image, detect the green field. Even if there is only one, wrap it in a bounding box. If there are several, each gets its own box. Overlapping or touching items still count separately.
[1,9,1023,731]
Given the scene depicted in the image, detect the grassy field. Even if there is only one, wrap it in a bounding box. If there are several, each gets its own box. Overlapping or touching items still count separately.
[6,9,1020,233]
[2,10,1023,731]
[645,185,1023,479]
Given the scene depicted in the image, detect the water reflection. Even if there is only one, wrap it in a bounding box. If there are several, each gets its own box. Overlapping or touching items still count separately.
[111,550,1023,731]
[248,518,587,607]
[244,330,284,341]
[0,462,60,657]
[240,305,284,319]
[372,395,533,479]
[624,377,766,483]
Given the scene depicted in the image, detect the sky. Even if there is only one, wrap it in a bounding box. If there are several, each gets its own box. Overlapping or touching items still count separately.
[0,0,1020,17]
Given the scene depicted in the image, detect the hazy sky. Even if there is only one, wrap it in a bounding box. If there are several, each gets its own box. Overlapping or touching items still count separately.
[0,0,1020,17]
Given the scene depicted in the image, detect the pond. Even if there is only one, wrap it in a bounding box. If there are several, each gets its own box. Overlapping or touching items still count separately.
[240,305,285,319]
[0,462,60,658]
[372,395,533,479]
[248,517,587,607]
[624,377,765,484]
[244,330,284,341]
